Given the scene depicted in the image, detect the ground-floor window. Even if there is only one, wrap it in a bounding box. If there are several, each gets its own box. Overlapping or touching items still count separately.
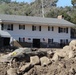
[48,39,53,44]
[19,37,31,42]
[60,39,68,44]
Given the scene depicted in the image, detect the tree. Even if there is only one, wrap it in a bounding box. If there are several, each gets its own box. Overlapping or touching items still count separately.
[0,0,11,3]
[71,0,76,7]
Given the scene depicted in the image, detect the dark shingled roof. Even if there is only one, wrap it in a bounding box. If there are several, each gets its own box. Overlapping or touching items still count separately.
[0,14,75,27]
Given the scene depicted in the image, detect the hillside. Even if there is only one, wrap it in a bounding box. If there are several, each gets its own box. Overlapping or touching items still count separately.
[0,0,76,25]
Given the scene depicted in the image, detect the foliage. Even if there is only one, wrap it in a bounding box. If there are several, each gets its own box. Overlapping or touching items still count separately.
[0,0,11,3]
[0,0,75,25]
[71,0,76,7]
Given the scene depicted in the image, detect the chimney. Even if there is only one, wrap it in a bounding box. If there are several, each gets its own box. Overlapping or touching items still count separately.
[57,15,63,19]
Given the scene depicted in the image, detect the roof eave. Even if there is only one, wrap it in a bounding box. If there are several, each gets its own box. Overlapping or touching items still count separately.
[1,20,75,27]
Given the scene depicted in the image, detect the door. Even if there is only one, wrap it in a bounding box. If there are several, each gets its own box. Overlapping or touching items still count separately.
[3,37,10,46]
[33,39,40,48]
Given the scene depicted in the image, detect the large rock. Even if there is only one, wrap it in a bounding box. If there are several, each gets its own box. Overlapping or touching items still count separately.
[40,56,50,66]
[63,46,71,52]
[69,40,76,50]
[20,63,34,72]
[47,51,54,58]
[52,53,59,61]
[69,50,74,58]
[7,68,18,75]
[30,56,40,65]
[0,48,31,63]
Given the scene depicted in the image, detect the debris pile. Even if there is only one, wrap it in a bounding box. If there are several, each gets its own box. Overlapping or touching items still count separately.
[0,40,76,75]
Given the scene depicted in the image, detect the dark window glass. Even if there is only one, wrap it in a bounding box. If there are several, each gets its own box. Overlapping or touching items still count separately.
[32,25,34,31]
[66,39,68,43]
[11,24,13,30]
[48,39,53,43]
[48,26,50,31]
[52,27,54,31]
[66,28,68,33]
[23,25,25,30]
[1,23,4,30]
[58,27,60,33]
[39,26,41,31]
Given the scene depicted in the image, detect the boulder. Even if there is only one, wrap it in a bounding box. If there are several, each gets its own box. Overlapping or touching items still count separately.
[63,46,71,52]
[30,56,40,65]
[7,68,18,75]
[0,48,31,63]
[69,40,76,50]
[20,63,34,72]
[47,51,54,58]
[40,56,50,66]
[52,53,59,61]
[69,50,74,58]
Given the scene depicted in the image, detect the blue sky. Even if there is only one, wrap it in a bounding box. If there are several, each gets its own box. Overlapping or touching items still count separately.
[12,0,72,7]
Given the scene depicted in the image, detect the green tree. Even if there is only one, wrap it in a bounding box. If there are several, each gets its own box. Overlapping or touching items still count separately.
[71,0,76,7]
[0,0,11,3]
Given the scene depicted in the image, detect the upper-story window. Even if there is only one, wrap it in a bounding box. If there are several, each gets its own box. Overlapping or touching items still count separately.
[19,25,25,30]
[32,25,41,31]
[48,26,54,31]
[58,27,68,33]
[1,23,13,31]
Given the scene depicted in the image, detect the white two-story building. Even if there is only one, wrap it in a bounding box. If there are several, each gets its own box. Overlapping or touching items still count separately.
[0,14,75,48]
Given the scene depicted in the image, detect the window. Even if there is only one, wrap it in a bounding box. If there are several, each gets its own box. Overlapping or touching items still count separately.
[23,38,25,42]
[32,25,41,31]
[32,25,36,31]
[1,24,13,30]
[60,39,68,44]
[1,23,4,30]
[39,26,41,31]
[19,25,25,30]
[19,37,25,42]
[48,39,53,43]
[7,24,13,31]
[66,39,68,44]
[58,27,68,33]
[48,26,54,31]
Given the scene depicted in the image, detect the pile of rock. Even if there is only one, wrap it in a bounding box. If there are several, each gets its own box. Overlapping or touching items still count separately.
[1,40,76,75]
[52,40,76,61]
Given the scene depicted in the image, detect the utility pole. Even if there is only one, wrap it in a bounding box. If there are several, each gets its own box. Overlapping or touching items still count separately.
[41,0,44,17]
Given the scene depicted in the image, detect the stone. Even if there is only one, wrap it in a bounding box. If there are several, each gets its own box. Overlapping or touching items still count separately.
[7,68,18,75]
[63,46,71,52]
[20,63,33,72]
[52,53,59,61]
[47,51,54,58]
[40,56,50,66]
[69,40,76,50]
[30,56,40,65]
[69,50,74,58]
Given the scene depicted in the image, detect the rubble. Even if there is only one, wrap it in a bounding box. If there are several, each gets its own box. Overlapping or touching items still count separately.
[7,68,18,75]
[30,56,40,65]
[40,56,51,66]
[0,40,76,75]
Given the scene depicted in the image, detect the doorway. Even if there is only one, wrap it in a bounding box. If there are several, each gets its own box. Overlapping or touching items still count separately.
[33,39,40,48]
[3,37,10,46]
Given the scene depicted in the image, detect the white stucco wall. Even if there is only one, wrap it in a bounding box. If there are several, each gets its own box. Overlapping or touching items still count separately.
[2,24,71,43]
